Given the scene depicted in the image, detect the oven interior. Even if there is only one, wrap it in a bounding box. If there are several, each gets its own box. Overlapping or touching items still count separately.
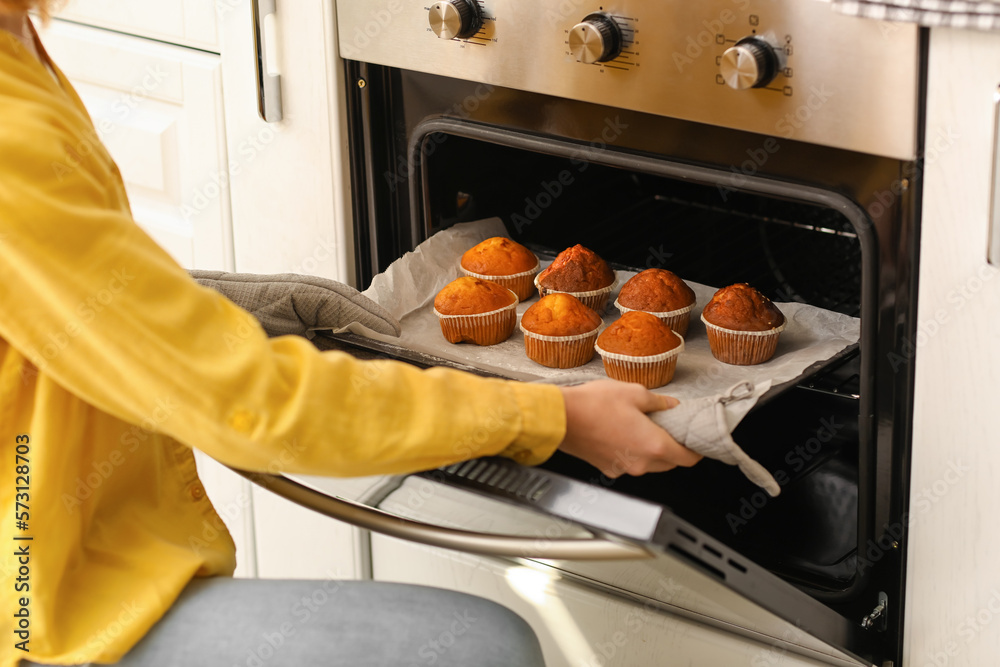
[422,134,867,600]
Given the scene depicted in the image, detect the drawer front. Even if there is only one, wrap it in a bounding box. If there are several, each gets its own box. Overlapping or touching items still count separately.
[56,0,220,52]
[41,20,233,270]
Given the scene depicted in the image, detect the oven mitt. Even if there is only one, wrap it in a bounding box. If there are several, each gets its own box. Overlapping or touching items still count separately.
[650,382,781,497]
[189,270,402,339]
[540,378,781,497]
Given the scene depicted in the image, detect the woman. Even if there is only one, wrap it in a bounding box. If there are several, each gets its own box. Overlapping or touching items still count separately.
[0,1,700,665]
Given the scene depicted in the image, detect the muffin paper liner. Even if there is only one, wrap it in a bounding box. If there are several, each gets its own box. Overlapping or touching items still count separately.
[595,332,686,389]
[434,295,519,346]
[614,299,696,337]
[700,315,787,365]
[460,258,540,303]
[534,275,618,312]
[519,324,601,369]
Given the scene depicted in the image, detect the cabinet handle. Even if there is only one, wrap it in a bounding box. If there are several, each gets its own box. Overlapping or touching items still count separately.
[990,85,1000,265]
[252,0,283,122]
[230,468,653,561]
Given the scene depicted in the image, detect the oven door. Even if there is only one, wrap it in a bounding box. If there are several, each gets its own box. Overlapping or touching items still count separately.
[238,459,875,666]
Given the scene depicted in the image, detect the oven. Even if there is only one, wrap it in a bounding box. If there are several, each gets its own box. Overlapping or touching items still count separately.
[271,1,924,665]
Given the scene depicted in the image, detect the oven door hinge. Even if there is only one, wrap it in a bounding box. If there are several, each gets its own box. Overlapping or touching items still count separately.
[861,591,889,632]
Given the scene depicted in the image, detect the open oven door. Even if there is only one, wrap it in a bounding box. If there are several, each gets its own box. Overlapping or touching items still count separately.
[231,458,880,667]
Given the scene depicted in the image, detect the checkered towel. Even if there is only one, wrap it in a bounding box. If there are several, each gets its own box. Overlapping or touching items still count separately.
[820,0,1000,30]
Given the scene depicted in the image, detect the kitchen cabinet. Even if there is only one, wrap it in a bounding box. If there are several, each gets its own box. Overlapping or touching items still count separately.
[40,20,232,272]
[38,0,361,581]
[53,0,219,52]
[905,27,1000,665]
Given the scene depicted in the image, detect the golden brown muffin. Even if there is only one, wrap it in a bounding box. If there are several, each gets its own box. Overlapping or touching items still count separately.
[461,237,538,275]
[520,293,602,337]
[536,244,615,293]
[434,277,517,316]
[595,312,684,387]
[597,311,681,357]
[702,283,785,332]
[617,269,695,312]
[460,237,539,302]
[520,293,603,368]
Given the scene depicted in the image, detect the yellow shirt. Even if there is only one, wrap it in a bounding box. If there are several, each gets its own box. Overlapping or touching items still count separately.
[0,33,565,667]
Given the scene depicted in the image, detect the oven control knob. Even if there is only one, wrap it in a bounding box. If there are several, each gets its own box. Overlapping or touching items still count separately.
[568,13,623,64]
[428,0,483,40]
[719,38,779,89]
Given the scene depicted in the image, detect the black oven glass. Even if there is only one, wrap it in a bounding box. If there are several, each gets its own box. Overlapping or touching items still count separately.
[422,132,864,594]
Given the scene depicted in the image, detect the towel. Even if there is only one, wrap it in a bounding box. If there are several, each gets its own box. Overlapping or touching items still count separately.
[820,0,1000,30]
[542,378,782,497]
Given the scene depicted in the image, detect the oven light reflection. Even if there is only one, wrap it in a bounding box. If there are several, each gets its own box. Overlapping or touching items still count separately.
[505,565,599,664]
[505,565,550,604]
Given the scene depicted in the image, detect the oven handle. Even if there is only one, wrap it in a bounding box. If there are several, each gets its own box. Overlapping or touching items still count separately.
[229,467,654,561]
[251,0,283,122]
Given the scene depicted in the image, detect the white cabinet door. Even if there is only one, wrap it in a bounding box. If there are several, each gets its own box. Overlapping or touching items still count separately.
[217,0,355,283]
[250,485,368,580]
[906,28,1000,666]
[39,19,234,271]
[56,0,220,52]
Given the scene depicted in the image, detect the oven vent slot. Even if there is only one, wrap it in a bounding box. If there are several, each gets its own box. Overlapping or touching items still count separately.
[728,559,748,574]
[439,458,553,502]
[667,544,727,581]
[664,525,752,583]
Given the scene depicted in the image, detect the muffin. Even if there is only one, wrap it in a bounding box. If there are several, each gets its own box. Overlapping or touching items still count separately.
[433,276,518,345]
[534,244,617,311]
[700,283,786,365]
[595,311,684,388]
[519,293,603,368]
[615,269,697,336]
[460,237,540,302]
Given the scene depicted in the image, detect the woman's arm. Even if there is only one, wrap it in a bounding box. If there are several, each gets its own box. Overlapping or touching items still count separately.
[0,67,698,478]
[0,95,567,475]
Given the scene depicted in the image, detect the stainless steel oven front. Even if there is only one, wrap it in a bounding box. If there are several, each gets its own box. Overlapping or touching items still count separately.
[318,1,924,665]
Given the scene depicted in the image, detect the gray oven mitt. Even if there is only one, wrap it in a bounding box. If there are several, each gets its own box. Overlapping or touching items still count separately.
[650,382,781,497]
[541,378,781,497]
[189,270,401,339]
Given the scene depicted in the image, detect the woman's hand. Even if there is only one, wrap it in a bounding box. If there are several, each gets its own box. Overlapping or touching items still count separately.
[557,380,702,478]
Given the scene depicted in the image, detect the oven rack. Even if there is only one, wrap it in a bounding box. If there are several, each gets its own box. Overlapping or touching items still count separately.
[518,187,863,318]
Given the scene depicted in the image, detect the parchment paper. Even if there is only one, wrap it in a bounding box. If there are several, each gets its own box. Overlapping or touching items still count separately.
[356,218,860,429]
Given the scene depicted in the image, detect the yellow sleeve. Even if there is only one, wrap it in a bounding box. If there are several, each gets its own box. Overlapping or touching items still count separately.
[0,85,565,477]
